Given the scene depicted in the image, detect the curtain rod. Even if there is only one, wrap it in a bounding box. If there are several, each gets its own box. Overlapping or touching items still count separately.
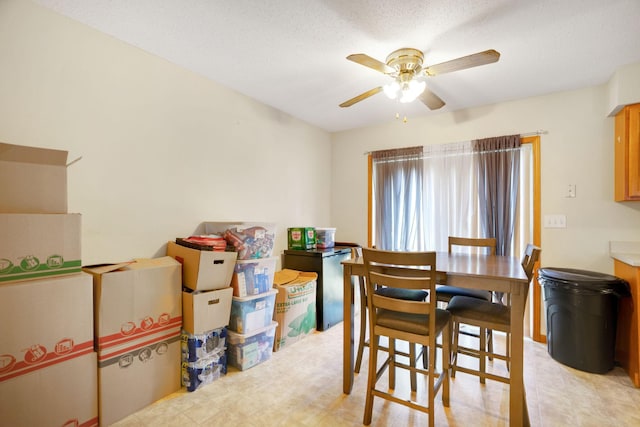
[363,130,548,155]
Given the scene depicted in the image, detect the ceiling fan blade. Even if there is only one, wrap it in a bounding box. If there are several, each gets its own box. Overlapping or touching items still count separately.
[419,87,445,110]
[347,54,395,74]
[423,49,500,76]
[339,87,383,108]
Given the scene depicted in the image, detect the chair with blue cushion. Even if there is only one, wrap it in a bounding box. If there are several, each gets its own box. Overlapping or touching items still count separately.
[361,248,451,427]
[446,243,541,384]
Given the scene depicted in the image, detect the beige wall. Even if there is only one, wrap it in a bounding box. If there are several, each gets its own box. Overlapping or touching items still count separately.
[0,1,332,266]
[4,0,640,278]
[331,85,640,275]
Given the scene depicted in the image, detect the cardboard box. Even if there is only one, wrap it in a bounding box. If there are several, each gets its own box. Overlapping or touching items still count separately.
[0,352,98,427]
[272,269,318,351]
[182,287,233,335]
[230,256,277,297]
[97,330,181,426]
[166,241,237,291]
[0,142,69,214]
[0,273,97,426]
[203,221,277,259]
[0,273,94,379]
[287,227,316,250]
[82,257,182,352]
[0,213,82,283]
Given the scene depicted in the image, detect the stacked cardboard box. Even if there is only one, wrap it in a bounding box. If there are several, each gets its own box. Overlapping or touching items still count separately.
[272,269,318,352]
[166,238,235,392]
[83,257,182,425]
[0,142,98,426]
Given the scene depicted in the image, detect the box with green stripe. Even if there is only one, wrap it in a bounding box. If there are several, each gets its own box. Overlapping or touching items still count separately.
[0,213,81,283]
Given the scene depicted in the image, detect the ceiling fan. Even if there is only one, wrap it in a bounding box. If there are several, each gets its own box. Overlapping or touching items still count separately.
[339,48,500,110]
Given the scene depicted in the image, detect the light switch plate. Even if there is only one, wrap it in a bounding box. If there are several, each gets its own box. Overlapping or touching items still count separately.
[544,214,567,228]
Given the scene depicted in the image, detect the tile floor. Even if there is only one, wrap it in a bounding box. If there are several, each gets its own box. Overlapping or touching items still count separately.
[113,316,640,427]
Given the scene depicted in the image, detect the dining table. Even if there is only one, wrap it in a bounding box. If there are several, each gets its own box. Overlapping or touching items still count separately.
[341,251,531,427]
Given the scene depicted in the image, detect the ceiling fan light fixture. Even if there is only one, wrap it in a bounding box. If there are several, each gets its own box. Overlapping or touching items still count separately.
[383,81,400,99]
[399,80,426,103]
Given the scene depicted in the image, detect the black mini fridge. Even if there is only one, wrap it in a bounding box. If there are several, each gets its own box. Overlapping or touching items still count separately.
[282,246,351,331]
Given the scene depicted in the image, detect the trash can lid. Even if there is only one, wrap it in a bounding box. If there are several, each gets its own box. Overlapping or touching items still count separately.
[538,267,629,295]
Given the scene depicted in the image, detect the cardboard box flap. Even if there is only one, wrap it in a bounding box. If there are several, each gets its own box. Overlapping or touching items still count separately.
[82,262,135,275]
[127,256,180,270]
[274,269,318,286]
[0,142,68,166]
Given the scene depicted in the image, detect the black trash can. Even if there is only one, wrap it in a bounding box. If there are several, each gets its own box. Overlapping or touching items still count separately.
[538,267,630,374]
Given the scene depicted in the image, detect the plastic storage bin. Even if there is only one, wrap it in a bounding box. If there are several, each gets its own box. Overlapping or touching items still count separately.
[315,228,336,249]
[229,289,277,334]
[203,222,276,260]
[230,257,277,297]
[227,321,277,370]
[539,267,630,373]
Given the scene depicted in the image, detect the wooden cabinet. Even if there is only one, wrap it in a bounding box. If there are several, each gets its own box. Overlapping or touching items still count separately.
[615,103,640,201]
[614,260,640,387]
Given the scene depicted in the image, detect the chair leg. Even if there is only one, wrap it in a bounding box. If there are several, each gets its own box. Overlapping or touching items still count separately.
[506,332,511,371]
[487,328,494,361]
[363,334,379,425]
[451,321,460,378]
[388,339,396,390]
[442,319,451,407]
[479,327,487,384]
[428,341,436,427]
[409,344,417,392]
[355,296,367,373]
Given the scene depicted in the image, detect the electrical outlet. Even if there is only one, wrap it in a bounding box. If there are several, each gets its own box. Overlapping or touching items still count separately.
[544,214,567,228]
[567,184,576,198]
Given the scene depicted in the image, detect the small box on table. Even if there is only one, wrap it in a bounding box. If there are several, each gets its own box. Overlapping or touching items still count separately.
[287,227,316,250]
[315,227,336,249]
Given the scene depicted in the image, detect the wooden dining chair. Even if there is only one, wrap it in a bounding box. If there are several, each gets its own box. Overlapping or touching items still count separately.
[362,248,451,427]
[435,236,496,304]
[445,244,541,384]
[434,236,496,361]
[351,246,429,375]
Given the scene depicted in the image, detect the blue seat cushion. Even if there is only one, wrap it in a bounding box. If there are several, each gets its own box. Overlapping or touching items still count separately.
[436,285,491,301]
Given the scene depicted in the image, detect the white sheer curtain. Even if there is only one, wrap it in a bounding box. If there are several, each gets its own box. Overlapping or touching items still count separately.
[422,141,479,252]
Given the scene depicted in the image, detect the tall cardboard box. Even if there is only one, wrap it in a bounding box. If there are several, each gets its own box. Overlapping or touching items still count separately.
[0,273,98,426]
[272,269,318,351]
[0,142,69,214]
[83,257,182,425]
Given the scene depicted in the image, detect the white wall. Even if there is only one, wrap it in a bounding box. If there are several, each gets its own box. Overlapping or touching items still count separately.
[0,0,332,265]
[331,85,640,275]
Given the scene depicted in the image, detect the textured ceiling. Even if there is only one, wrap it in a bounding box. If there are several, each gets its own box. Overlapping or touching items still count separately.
[34,0,640,133]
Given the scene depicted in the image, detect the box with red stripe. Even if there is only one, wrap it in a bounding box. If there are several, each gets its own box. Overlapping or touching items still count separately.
[0,272,98,426]
[83,256,182,352]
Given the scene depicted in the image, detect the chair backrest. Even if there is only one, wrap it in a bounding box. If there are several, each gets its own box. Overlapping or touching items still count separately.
[362,248,438,337]
[448,236,497,255]
[521,244,541,282]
